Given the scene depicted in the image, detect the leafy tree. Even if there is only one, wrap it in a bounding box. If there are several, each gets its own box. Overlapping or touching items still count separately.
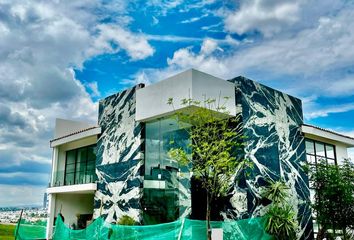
[262,180,298,240]
[310,159,354,240]
[167,97,252,240]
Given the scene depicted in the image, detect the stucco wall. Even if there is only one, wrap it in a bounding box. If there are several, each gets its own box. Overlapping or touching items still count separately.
[136,69,236,121]
[54,193,94,228]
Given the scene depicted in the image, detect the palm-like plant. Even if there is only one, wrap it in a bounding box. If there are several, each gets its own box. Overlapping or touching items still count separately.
[265,204,298,240]
[262,180,298,240]
[262,181,288,204]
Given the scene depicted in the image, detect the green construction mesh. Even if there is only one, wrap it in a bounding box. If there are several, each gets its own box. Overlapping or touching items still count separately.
[14,219,47,240]
[50,215,273,240]
[52,216,109,240]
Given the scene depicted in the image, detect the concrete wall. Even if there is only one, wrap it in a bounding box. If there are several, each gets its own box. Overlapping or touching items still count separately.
[54,118,96,139]
[136,69,236,122]
[54,193,94,228]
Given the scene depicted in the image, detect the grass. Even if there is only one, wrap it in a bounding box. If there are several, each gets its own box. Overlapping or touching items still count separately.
[0,223,15,240]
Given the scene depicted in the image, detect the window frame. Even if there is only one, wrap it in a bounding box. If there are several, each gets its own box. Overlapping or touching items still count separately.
[305,139,337,166]
[64,144,97,185]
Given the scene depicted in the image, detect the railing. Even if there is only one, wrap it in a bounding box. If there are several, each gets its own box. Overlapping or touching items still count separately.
[50,170,97,187]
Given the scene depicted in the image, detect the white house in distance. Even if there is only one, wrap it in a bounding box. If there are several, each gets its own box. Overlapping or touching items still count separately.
[45,69,354,239]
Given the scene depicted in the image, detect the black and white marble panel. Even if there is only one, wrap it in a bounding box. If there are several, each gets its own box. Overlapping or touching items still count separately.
[228,77,313,239]
[93,84,144,224]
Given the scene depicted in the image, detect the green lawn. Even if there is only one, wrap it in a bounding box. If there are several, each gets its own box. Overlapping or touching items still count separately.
[0,224,15,240]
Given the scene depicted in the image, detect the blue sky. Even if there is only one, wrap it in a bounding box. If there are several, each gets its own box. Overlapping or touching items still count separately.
[0,0,354,206]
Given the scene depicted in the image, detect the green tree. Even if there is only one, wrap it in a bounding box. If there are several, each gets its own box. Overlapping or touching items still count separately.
[310,159,354,240]
[167,97,252,240]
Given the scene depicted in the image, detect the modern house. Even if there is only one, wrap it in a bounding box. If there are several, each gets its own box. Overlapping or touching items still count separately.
[45,69,354,239]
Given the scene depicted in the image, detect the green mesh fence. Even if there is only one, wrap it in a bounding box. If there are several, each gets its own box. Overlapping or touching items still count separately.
[14,219,47,240]
[50,215,273,240]
[52,216,109,240]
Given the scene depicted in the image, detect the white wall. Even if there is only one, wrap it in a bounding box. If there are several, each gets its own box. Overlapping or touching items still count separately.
[136,69,236,122]
[54,193,94,228]
[54,118,96,139]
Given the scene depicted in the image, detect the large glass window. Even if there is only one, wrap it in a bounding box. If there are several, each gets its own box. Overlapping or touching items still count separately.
[305,139,337,166]
[64,145,97,185]
[143,117,190,224]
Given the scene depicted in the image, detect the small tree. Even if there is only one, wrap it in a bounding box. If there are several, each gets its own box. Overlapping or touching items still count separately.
[310,159,354,239]
[167,97,252,240]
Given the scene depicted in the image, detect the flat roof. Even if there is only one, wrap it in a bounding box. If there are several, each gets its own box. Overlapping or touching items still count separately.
[50,126,101,147]
[301,124,354,147]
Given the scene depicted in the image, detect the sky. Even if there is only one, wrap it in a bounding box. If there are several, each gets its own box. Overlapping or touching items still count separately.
[0,0,354,207]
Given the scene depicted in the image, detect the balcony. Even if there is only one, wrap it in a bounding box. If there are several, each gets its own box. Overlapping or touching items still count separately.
[51,170,97,187]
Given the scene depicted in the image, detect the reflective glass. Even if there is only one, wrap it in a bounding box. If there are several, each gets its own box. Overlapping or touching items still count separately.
[306,155,316,164]
[64,145,96,186]
[143,117,190,224]
[77,148,87,163]
[326,145,335,159]
[65,173,74,185]
[315,142,325,157]
[66,150,76,164]
[305,140,315,154]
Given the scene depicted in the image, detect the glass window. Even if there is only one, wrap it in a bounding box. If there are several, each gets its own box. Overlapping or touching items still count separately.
[315,142,325,157]
[305,140,315,155]
[326,145,335,159]
[143,117,190,224]
[64,145,96,186]
[306,155,316,165]
[66,150,76,164]
[65,173,74,185]
[305,138,336,167]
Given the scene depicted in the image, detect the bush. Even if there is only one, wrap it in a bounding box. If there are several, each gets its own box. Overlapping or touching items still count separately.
[117,215,136,225]
[265,204,297,240]
[262,180,298,240]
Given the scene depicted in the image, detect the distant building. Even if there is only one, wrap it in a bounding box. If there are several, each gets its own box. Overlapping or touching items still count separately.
[43,193,48,209]
[45,69,354,239]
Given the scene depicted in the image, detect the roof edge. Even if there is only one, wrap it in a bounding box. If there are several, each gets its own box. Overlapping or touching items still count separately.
[302,124,354,147]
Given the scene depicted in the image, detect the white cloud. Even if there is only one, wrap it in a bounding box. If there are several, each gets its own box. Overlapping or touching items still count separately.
[152,16,159,25]
[304,103,354,120]
[147,0,184,16]
[87,82,101,98]
[0,0,154,206]
[200,38,222,55]
[89,24,154,61]
[225,0,301,36]
[181,13,209,24]
[142,5,354,95]
[131,3,354,125]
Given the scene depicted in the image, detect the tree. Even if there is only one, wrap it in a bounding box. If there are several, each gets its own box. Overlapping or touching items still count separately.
[310,159,354,240]
[167,97,252,240]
